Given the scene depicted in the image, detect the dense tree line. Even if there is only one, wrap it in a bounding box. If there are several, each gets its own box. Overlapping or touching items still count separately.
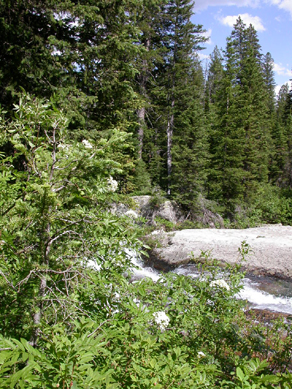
[1,2,292,387]
[1,0,292,220]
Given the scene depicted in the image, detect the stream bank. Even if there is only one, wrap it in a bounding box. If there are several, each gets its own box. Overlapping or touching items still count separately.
[145,226,292,280]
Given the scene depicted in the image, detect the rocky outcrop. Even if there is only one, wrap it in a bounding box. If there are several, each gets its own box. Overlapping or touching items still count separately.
[111,195,183,224]
[114,195,223,228]
[131,195,184,225]
[146,225,292,279]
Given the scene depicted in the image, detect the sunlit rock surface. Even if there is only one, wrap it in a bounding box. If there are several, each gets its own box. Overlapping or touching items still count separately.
[146,225,292,279]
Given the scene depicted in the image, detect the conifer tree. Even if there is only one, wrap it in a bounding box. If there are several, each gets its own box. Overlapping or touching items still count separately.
[171,60,209,212]
[262,52,276,115]
[143,0,207,201]
[0,0,142,136]
[269,84,292,187]
[210,18,271,208]
[135,0,166,160]
[205,46,224,109]
[265,83,290,187]
[205,46,225,199]
[281,83,292,187]
[262,53,281,183]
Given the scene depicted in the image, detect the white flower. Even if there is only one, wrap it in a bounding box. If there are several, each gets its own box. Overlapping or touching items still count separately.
[210,279,230,291]
[107,176,118,192]
[58,143,69,150]
[198,351,206,358]
[82,139,93,149]
[153,311,170,331]
[125,210,138,219]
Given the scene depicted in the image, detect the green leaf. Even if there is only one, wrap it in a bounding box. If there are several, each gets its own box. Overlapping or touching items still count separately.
[236,367,245,382]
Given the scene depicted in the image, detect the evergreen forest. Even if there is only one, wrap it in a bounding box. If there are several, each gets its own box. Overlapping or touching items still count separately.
[1,1,292,388]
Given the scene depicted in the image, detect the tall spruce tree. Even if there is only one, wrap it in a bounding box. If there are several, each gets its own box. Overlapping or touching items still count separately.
[261,52,281,183]
[281,82,292,187]
[171,58,209,212]
[205,46,224,109]
[209,18,271,209]
[135,0,166,160]
[205,46,224,198]
[270,86,289,184]
[262,52,276,115]
[142,0,208,202]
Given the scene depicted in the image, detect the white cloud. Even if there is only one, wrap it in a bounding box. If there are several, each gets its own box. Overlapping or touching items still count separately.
[275,84,281,95]
[273,63,292,77]
[267,0,292,17]
[274,63,292,95]
[194,0,261,12]
[219,13,266,31]
[202,29,213,44]
[198,53,211,60]
[275,80,292,95]
[193,0,292,18]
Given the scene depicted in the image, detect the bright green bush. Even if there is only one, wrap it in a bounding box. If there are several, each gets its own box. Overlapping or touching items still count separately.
[1,95,292,388]
[1,250,292,388]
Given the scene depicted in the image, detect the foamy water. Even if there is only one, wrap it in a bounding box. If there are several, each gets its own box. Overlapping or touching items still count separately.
[127,250,161,282]
[133,255,292,314]
[87,251,292,314]
[173,264,292,314]
[238,278,292,314]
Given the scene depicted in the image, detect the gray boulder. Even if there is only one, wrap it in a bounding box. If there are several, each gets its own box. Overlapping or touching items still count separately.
[131,195,184,225]
[146,225,292,279]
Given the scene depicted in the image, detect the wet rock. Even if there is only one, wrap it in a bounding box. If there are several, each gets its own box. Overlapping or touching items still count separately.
[245,308,291,323]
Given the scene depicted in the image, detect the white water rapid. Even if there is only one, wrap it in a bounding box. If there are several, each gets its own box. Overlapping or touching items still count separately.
[130,252,292,315]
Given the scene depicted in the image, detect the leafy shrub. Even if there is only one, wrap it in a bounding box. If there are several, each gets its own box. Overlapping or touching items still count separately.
[154,216,176,231]
[1,95,292,388]
[1,249,292,388]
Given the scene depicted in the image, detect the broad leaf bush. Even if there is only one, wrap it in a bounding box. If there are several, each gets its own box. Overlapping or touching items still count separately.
[0,95,292,388]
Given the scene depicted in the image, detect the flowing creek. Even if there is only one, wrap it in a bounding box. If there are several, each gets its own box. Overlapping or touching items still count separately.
[131,254,292,315]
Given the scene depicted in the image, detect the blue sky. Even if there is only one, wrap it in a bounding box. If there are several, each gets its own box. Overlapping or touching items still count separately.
[191,0,292,94]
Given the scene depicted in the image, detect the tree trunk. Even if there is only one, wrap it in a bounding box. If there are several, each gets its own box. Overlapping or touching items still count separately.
[137,37,150,159]
[31,275,47,347]
[137,106,146,160]
[167,99,175,195]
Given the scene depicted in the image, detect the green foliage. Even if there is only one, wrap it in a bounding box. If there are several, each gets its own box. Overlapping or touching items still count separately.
[148,190,166,210]
[154,216,176,231]
[222,184,292,228]
[177,219,205,229]
[0,0,142,139]
[0,318,118,388]
[1,244,292,387]
[130,159,152,195]
[1,4,292,387]
[0,93,140,342]
[208,18,273,210]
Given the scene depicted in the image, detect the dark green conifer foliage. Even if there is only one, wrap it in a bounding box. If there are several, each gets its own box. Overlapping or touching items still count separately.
[0,0,60,106]
[205,46,224,109]
[205,46,224,199]
[270,83,292,187]
[240,25,271,185]
[282,83,292,187]
[143,0,208,204]
[171,60,209,212]
[0,0,141,136]
[129,0,167,193]
[134,0,167,161]
[210,18,271,208]
[262,52,276,115]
